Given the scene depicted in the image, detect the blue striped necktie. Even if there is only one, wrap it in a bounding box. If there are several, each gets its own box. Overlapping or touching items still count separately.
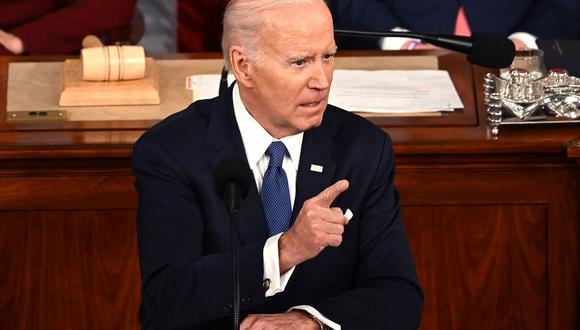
[261,141,292,235]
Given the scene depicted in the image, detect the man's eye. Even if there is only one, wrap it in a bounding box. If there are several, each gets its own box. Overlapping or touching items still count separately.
[293,59,306,66]
[323,54,335,61]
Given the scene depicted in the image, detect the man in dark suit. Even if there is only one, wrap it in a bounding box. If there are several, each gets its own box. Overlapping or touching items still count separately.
[133,0,423,328]
[327,0,580,49]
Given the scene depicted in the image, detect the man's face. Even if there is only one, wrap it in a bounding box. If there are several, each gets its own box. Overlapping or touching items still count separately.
[239,1,336,138]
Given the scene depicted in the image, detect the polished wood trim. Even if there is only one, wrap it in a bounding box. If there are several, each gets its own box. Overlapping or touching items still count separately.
[1,52,578,158]
[568,139,580,166]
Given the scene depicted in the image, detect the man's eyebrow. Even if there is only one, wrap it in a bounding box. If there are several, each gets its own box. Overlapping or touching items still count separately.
[288,53,313,62]
[288,47,337,61]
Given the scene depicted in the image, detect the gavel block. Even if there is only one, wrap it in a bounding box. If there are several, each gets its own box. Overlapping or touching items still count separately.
[59,58,160,107]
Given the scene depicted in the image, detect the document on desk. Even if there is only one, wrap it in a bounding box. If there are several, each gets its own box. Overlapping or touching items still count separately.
[330,70,463,113]
[188,69,463,114]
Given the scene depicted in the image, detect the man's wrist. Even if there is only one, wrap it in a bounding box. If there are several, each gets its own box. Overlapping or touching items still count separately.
[290,306,339,329]
[311,315,329,329]
[292,310,327,329]
[278,232,302,272]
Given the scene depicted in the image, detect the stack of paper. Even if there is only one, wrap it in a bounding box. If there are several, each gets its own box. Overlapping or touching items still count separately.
[330,70,463,113]
[187,69,463,114]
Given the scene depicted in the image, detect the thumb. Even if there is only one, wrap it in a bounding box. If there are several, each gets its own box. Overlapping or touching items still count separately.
[314,179,349,208]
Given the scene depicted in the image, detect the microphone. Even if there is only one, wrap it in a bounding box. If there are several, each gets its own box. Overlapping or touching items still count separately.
[219,66,229,97]
[215,156,252,212]
[335,29,515,68]
[214,157,252,330]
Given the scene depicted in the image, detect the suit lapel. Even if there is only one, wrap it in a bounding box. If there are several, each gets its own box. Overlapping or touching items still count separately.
[204,89,338,242]
[292,125,337,220]
[205,87,270,245]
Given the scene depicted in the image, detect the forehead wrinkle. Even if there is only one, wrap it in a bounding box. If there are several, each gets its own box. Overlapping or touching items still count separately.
[259,6,335,57]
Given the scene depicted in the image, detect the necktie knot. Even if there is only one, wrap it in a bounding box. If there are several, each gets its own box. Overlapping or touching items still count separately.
[266,141,286,168]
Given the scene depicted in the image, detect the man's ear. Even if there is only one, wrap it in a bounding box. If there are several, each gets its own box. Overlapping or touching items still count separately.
[229,46,253,88]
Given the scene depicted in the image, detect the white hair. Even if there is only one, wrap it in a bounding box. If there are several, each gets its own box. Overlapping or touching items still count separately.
[222,0,325,69]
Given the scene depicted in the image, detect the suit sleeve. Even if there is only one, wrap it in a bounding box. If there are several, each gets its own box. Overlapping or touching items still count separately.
[132,136,266,328]
[1,0,136,55]
[326,0,403,49]
[516,0,580,39]
[311,134,424,329]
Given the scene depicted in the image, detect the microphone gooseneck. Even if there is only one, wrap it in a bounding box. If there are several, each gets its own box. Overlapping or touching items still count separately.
[334,29,515,68]
[214,157,252,330]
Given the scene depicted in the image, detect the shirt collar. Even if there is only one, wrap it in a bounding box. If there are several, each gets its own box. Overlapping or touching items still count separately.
[232,84,303,170]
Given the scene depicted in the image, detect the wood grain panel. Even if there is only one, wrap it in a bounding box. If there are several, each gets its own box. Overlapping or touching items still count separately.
[404,205,547,330]
[0,175,137,210]
[0,210,140,330]
[545,168,580,330]
[396,166,576,206]
[397,165,580,329]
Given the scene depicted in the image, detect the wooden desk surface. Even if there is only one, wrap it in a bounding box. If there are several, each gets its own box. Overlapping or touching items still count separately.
[0,51,578,158]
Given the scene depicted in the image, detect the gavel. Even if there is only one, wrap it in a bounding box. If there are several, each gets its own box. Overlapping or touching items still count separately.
[81,35,145,81]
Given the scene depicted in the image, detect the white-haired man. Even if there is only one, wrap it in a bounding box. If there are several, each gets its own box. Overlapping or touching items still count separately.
[133,0,423,329]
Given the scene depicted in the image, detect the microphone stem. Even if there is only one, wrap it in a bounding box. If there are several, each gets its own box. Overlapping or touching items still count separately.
[335,29,425,40]
[231,208,240,330]
[334,29,473,54]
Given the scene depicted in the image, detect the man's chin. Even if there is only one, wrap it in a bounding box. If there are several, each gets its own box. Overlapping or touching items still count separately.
[299,113,325,132]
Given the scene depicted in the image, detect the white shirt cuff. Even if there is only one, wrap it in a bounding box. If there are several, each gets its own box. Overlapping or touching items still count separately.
[509,32,538,49]
[263,233,295,297]
[290,305,341,330]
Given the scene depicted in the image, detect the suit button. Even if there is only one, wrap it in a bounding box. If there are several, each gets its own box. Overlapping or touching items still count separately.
[262,278,271,290]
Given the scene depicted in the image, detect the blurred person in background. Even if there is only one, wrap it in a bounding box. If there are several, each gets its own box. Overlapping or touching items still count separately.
[0,0,136,55]
[327,0,580,50]
[177,0,230,52]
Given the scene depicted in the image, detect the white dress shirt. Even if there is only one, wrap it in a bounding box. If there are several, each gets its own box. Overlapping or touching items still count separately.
[232,84,340,329]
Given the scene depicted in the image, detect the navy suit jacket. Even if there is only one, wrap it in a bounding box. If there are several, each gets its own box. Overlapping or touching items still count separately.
[328,0,580,49]
[133,87,423,329]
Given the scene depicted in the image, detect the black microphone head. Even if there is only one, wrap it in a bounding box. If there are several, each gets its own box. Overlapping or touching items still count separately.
[468,32,515,68]
[214,157,252,203]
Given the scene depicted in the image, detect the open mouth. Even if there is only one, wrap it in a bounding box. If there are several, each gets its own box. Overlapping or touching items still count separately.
[302,101,321,107]
[300,97,327,108]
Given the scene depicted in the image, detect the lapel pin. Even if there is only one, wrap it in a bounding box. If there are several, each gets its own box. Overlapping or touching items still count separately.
[310,164,323,173]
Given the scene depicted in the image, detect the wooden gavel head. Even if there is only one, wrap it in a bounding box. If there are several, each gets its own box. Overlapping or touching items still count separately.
[81,35,145,81]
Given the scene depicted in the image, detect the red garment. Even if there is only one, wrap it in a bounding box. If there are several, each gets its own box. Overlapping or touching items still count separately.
[177,0,229,52]
[0,0,136,55]
[453,6,471,36]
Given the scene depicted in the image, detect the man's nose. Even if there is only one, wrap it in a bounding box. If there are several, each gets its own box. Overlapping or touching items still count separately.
[308,61,331,90]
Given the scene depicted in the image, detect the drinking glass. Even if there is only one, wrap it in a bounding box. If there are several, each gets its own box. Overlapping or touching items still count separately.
[500,49,547,80]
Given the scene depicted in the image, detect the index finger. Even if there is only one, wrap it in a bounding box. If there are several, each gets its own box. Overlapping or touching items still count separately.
[313,179,349,208]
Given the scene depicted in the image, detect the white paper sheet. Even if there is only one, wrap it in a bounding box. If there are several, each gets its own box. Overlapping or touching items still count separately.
[330,70,463,113]
[188,69,463,113]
